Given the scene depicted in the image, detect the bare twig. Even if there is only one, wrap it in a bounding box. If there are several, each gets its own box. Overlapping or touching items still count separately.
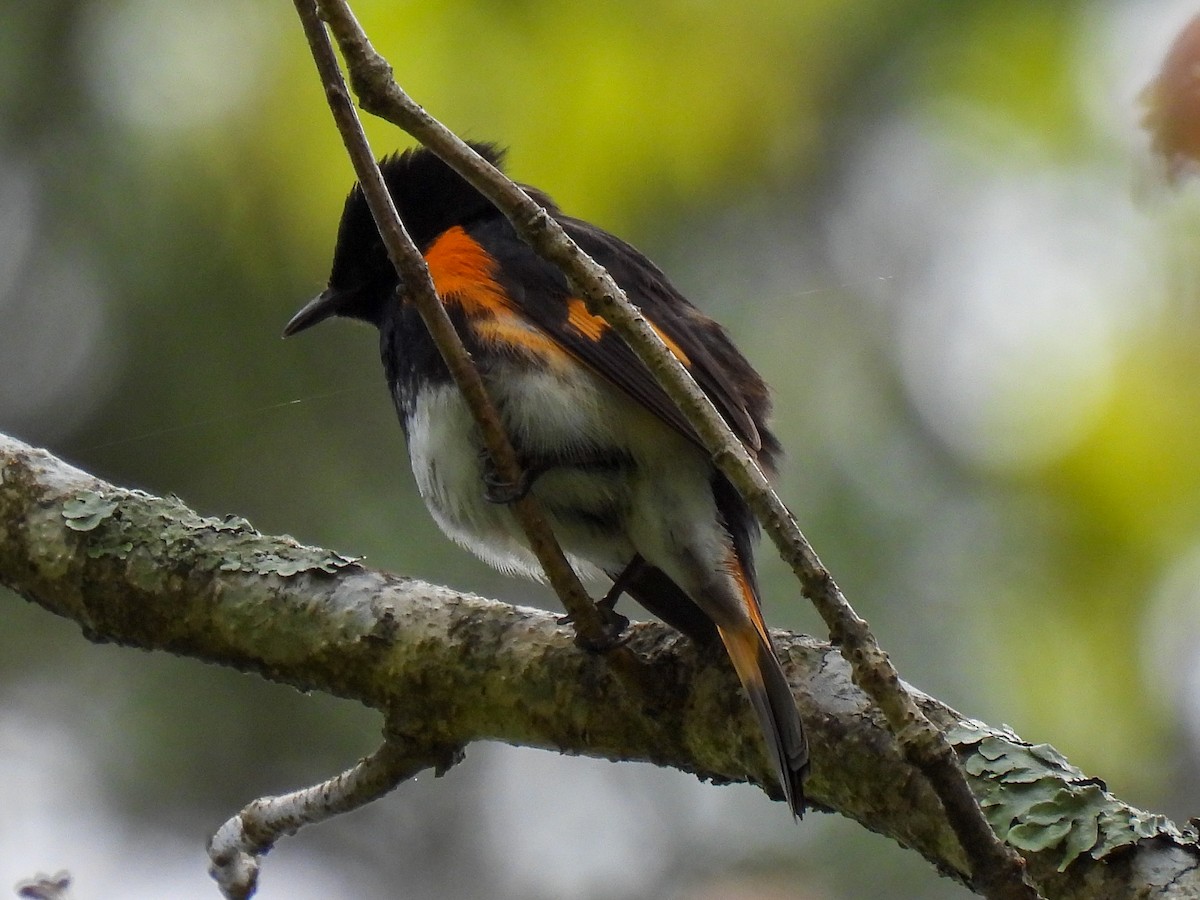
[292,0,638,663]
[309,3,1040,896]
[208,738,460,899]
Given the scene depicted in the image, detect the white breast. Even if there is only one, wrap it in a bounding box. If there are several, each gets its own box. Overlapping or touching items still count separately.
[401,361,720,590]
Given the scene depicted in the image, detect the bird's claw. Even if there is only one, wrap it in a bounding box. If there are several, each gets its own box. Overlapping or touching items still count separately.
[560,605,630,653]
[482,468,534,504]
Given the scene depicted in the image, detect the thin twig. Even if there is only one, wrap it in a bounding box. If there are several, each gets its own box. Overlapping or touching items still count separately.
[311,3,1041,896]
[293,0,638,662]
[208,739,458,899]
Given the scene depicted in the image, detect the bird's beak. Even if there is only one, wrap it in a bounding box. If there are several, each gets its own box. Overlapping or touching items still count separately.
[282,288,342,338]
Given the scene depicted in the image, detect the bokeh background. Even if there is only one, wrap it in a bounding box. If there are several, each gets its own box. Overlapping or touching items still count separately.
[3,0,1200,897]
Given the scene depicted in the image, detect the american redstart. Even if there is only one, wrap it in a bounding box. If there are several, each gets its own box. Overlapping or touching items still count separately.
[284,144,808,816]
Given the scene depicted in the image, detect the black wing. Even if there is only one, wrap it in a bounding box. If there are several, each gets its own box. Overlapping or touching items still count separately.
[471,213,780,474]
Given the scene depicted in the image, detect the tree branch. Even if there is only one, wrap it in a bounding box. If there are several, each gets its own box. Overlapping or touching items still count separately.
[3,433,1198,897]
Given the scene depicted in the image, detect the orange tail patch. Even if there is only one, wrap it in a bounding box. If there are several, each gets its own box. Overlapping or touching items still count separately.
[717,553,809,817]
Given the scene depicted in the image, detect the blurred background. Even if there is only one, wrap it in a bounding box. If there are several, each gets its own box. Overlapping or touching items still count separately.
[2,0,1199,896]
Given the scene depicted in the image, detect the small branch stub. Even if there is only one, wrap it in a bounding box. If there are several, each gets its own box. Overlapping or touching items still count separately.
[208,740,461,899]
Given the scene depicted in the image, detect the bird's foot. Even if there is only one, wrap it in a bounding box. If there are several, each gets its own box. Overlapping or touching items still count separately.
[559,604,630,653]
[481,457,548,505]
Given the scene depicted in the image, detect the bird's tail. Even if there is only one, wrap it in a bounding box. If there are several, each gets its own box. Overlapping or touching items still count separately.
[717,559,809,818]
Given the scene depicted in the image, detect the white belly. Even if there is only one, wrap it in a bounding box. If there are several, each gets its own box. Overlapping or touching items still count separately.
[401,364,717,584]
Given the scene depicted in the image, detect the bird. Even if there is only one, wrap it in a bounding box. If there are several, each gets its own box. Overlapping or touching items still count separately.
[283,143,809,816]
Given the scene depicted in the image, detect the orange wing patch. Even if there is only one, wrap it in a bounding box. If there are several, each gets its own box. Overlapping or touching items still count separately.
[424,227,691,371]
[566,297,691,366]
[650,321,691,366]
[474,315,566,359]
[424,227,570,364]
[566,297,608,342]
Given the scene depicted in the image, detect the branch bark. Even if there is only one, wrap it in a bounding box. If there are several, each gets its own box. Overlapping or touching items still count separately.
[3,432,1198,898]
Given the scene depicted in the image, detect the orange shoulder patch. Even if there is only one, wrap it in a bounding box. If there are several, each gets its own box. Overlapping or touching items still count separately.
[423,226,510,317]
[423,226,570,365]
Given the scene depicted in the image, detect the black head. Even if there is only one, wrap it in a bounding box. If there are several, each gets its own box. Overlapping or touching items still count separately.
[283,142,508,336]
